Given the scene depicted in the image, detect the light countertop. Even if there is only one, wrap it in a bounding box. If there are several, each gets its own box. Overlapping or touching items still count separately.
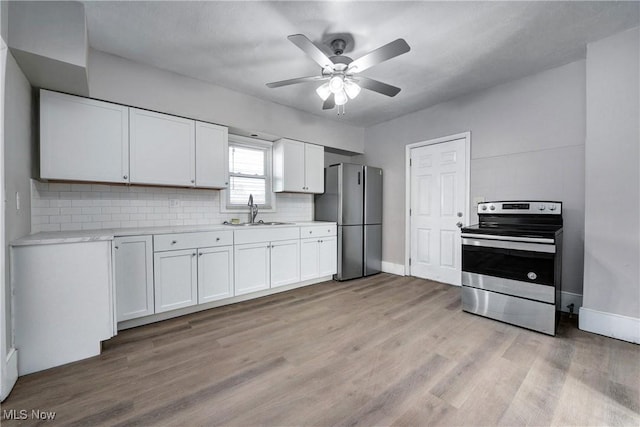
[11,221,337,247]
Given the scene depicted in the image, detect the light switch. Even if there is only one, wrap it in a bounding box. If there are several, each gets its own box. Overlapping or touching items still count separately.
[169,199,180,208]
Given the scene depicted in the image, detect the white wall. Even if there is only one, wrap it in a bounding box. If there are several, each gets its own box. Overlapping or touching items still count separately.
[7,1,89,96]
[355,60,586,295]
[582,28,639,325]
[30,181,313,233]
[88,50,364,154]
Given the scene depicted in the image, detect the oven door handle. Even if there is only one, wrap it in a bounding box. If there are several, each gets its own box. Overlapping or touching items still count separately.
[462,237,556,253]
[460,233,555,244]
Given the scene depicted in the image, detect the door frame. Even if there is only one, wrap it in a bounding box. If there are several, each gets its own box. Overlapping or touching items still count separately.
[404,132,471,277]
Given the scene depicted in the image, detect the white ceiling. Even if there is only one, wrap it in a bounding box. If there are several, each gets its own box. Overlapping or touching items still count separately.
[82,1,640,127]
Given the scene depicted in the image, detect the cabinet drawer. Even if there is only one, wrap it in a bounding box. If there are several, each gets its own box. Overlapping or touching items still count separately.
[154,230,233,252]
[234,227,299,245]
[300,224,337,239]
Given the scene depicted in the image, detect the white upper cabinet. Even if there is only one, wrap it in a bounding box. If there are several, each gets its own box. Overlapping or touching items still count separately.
[273,138,324,193]
[129,108,196,187]
[40,90,129,183]
[195,121,229,188]
[304,143,325,193]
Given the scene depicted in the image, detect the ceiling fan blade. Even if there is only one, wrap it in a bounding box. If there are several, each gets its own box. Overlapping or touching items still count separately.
[356,77,402,97]
[266,76,328,88]
[347,39,410,73]
[322,94,335,110]
[288,34,334,69]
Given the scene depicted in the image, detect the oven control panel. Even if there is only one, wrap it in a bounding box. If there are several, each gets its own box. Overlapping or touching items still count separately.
[477,201,562,215]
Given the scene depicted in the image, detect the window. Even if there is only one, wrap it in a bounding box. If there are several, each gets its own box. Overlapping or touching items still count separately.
[224,135,274,211]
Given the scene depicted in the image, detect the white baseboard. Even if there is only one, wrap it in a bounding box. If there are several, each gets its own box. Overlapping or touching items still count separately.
[381,261,405,276]
[579,307,640,344]
[1,348,18,401]
[560,291,583,314]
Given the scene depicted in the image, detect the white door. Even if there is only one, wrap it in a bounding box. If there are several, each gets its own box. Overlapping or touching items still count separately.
[198,246,233,303]
[410,137,467,285]
[270,239,300,288]
[154,249,198,313]
[40,90,129,184]
[300,238,320,281]
[113,235,154,321]
[318,236,338,277]
[129,108,195,187]
[304,143,325,193]
[234,242,270,295]
[195,121,229,188]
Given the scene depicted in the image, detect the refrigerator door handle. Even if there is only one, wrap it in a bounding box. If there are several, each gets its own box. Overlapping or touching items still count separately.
[357,172,361,185]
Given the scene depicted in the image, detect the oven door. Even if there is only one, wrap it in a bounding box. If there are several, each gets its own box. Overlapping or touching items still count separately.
[461,236,556,285]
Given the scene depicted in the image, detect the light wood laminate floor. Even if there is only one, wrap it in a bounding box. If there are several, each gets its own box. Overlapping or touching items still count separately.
[2,274,639,426]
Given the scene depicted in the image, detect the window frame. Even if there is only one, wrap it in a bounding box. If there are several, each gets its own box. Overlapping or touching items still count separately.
[221,134,276,213]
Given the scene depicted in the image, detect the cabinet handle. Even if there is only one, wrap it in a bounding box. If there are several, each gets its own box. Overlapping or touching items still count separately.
[192,253,197,257]
[225,182,229,185]
[114,246,119,250]
[191,180,195,184]
[199,253,203,257]
[171,240,177,244]
[123,175,128,180]
[216,237,220,241]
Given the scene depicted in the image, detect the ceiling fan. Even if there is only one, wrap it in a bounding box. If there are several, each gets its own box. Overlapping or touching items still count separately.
[266,34,411,111]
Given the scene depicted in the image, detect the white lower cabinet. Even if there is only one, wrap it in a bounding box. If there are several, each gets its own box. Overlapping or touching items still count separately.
[235,238,300,295]
[114,236,154,321]
[270,239,301,288]
[154,249,198,313]
[300,226,338,281]
[300,238,320,281]
[234,242,271,295]
[300,237,337,280]
[319,237,338,276]
[198,246,234,304]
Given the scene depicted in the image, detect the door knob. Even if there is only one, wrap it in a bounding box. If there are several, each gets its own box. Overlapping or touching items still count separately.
[456,222,463,228]
[457,212,463,217]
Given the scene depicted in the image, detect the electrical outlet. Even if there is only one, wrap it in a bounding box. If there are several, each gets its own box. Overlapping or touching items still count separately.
[169,199,180,208]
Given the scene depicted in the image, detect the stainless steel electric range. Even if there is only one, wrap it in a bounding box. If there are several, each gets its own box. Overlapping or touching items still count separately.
[460,201,563,335]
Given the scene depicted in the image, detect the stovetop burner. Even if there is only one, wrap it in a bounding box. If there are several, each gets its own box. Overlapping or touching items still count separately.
[462,200,563,240]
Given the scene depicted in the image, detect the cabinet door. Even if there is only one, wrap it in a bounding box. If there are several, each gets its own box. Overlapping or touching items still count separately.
[195,121,229,188]
[271,239,300,288]
[273,139,305,192]
[300,238,319,281]
[154,249,198,313]
[234,242,270,295]
[130,108,195,186]
[318,236,338,277]
[40,90,129,183]
[198,246,233,304]
[304,143,325,193]
[113,236,154,321]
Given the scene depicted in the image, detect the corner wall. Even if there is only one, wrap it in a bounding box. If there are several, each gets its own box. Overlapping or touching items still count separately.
[356,60,586,296]
[581,27,639,343]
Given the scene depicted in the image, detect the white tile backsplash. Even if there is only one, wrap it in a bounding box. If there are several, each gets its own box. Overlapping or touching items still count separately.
[30,180,314,233]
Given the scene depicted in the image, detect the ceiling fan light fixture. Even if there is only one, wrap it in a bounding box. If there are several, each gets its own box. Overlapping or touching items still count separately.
[316,82,331,101]
[329,75,345,94]
[344,79,361,99]
[334,90,348,106]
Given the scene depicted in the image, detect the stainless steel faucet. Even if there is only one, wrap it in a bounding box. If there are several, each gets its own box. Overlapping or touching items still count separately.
[248,194,259,223]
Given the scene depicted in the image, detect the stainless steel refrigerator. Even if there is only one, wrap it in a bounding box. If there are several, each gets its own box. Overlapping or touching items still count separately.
[314,163,382,281]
